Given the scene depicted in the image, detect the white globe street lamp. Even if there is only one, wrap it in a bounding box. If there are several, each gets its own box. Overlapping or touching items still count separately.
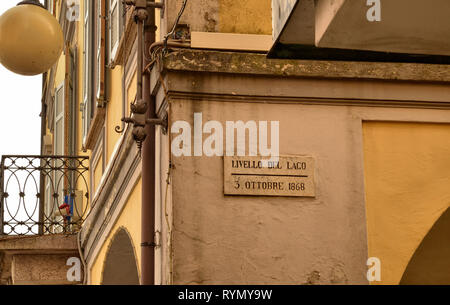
[0,0,64,76]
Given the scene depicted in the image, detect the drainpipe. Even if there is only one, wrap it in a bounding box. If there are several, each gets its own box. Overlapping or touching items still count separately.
[141,2,156,285]
[123,0,164,285]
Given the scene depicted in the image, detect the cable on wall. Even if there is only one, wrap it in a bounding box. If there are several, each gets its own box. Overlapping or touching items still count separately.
[162,0,188,55]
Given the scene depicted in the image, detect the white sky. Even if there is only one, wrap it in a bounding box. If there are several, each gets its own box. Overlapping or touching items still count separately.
[0,1,45,157]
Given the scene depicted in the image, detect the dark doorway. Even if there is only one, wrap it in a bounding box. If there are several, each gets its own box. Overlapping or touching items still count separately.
[102,227,140,285]
[400,208,450,285]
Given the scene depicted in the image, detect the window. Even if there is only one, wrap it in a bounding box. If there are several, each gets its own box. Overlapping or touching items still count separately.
[82,0,93,142]
[68,46,78,156]
[54,84,64,157]
[47,83,65,229]
[96,0,106,102]
[48,0,54,15]
[108,0,124,63]
[82,0,108,151]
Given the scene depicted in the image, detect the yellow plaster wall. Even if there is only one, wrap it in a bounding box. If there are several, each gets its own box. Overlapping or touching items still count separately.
[106,66,124,164]
[219,0,272,35]
[54,53,66,89]
[90,8,163,285]
[82,2,162,285]
[90,179,142,285]
[126,73,137,115]
[49,0,63,86]
[363,122,450,285]
[93,155,103,192]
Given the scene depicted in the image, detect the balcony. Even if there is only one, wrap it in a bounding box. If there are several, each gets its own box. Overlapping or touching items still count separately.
[0,155,89,236]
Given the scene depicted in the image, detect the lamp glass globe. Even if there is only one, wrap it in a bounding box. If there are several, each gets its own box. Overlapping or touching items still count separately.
[0,4,64,76]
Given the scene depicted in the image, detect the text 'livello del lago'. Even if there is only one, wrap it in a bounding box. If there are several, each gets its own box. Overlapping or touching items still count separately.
[231,159,308,170]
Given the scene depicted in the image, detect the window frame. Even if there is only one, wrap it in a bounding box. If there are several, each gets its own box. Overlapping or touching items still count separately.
[123,39,138,124]
[96,0,107,102]
[68,46,78,157]
[96,0,103,99]
[108,0,124,64]
[54,82,65,157]
[51,82,65,228]
[48,0,54,15]
[82,0,94,144]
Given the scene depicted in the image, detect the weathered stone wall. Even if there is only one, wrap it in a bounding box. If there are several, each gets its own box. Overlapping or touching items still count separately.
[169,98,369,284]
[166,0,272,35]
[158,50,450,285]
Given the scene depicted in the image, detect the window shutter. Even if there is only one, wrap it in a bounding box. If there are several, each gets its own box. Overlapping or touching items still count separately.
[69,46,77,156]
[54,84,65,218]
[55,84,64,156]
[96,0,106,102]
[82,0,93,142]
[83,1,89,103]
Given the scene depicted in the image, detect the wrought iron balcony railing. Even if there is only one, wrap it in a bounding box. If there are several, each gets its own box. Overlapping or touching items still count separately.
[0,155,89,235]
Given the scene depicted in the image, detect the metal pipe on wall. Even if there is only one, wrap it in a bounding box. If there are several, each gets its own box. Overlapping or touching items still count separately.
[141,1,157,285]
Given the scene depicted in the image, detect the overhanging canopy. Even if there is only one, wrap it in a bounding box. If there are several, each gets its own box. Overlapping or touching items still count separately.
[269,0,450,64]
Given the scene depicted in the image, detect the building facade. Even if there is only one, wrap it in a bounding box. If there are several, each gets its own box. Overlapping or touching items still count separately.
[1,0,449,285]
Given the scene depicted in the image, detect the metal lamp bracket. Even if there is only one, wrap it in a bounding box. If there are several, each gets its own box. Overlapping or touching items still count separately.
[120,116,168,133]
[122,0,165,18]
[117,0,167,154]
[115,99,167,132]
[121,117,168,129]
[17,0,45,9]
[115,115,167,155]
